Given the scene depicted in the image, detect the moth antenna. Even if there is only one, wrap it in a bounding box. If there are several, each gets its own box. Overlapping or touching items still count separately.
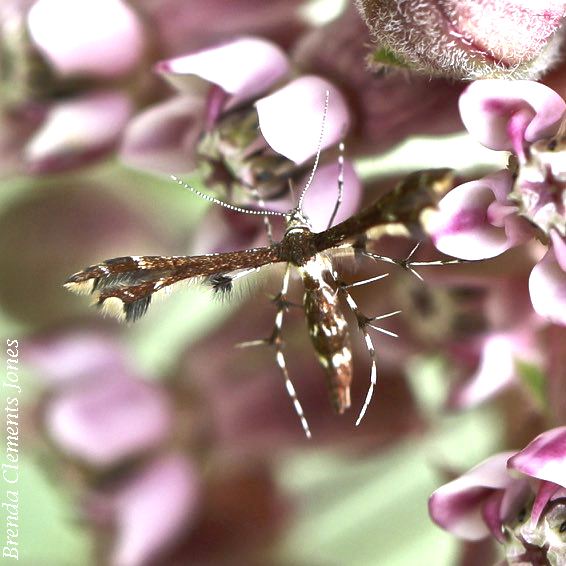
[170,175,286,217]
[297,89,330,211]
[326,141,345,229]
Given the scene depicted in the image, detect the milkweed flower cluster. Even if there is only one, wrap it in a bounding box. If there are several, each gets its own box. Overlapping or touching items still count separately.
[27,328,291,565]
[0,0,145,173]
[27,330,198,565]
[118,34,366,255]
[429,80,566,325]
[120,36,362,232]
[0,0,306,174]
[429,427,566,565]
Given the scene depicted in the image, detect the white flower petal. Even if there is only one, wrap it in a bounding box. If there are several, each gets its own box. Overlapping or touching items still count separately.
[156,37,289,106]
[28,0,145,77]
[25,90,132,172]
[256,76,350,164]
[529,249,566,325]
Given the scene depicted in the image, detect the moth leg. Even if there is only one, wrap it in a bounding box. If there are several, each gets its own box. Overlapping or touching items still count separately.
[341,272,390,290]
[365,242,476,282]
[248,186,275,245]
[271,265,312,438]
[337,284,378,426]
[338,270,403,424]
[237,264,312,438]
[340,276,401,337]
[262,213,274,245]
[326,141,345,229]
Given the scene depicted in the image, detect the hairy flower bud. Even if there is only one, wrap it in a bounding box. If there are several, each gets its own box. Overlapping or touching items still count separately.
[355,0,566,79]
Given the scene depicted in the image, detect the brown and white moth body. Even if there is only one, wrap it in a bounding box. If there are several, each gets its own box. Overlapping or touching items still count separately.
[65,165,452,436]
[66,93,456,436]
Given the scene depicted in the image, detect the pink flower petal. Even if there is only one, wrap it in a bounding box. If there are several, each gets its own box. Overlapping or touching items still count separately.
[120,95,206,174]
[155,37,289,108]
[508,426,566,488]
[25,90,132,173]
[28,0,145,78]
[530,480,561,526]
[450,334,517,408]
[111,453,199,566]
[45,374,172,468]
[429,452,517,540]
[481,490,506,543]
[430,171,516,260]
[27,330,126,384]
[529,249,566,324]
[459,80,566,152]
[256,76,350,164]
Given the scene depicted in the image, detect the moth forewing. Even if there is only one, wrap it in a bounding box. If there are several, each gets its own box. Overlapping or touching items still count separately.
[65,248,282,323]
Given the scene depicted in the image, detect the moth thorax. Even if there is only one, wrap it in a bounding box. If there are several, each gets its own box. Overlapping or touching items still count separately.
[279,209,319,267]
[300,254,352,413]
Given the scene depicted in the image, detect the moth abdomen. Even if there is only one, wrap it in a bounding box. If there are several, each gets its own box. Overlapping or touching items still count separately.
[300,254,353,414]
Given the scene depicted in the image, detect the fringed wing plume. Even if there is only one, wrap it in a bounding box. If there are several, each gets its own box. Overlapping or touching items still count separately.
[314,168,454,250]
[65,248,281,322]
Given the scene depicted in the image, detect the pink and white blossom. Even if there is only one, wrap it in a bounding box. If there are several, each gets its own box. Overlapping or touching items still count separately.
[120,36,358,251]
[430,170,533,261]
[430,427,566,563]
[123,37,350,173]
[429,80,566,324]
[155,37,290,112]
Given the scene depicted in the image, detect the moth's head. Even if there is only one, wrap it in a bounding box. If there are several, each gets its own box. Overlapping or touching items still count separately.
[284,207,311,234]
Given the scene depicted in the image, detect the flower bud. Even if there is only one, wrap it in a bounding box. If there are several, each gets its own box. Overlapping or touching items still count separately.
[355,0,566,79]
